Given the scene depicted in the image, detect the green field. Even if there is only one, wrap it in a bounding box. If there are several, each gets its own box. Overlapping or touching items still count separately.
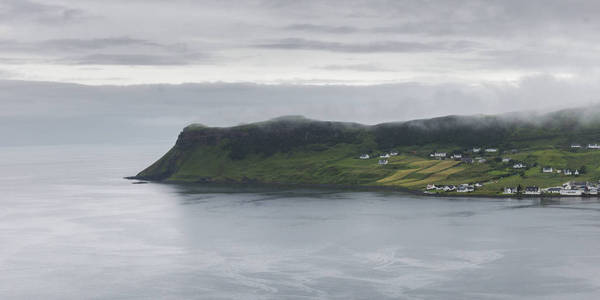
[137,140,600,195]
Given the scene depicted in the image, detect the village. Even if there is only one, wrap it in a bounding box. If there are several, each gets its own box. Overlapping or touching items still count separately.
[358,142,600,196]
[424,180,600,196]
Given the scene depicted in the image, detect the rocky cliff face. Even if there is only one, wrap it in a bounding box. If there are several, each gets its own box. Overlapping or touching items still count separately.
[174,117,368,159]
[135,117,368,180]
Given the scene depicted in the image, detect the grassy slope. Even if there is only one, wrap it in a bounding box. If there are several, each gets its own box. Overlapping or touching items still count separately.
[141,140,600,195]
[167,143,397,185]
[136,108,600,195]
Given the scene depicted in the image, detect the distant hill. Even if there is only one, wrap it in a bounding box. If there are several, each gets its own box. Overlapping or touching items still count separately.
[133,106,600,195]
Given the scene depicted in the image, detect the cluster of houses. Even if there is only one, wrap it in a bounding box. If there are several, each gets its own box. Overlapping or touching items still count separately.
[359,151,399,165]
[503,181,599,196]
[426,183,483,193]
[429,147,515,163]
[499,159,533,170]
[541,167,580,176]
[481,156,529,169]
[501,162,582,175]
[502,186,548,195]
[512,162,526,169]
[571,144,600,149]
[471,147,498,153]
[429,152,465,160]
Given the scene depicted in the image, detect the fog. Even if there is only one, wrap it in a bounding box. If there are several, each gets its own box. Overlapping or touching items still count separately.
[1,75,599,146]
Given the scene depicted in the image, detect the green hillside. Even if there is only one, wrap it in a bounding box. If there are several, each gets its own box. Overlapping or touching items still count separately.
[134,107,600,195]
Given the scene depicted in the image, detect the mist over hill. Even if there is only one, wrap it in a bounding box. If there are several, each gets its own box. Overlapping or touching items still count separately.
[2,78,599,146]
[191,105,600,156]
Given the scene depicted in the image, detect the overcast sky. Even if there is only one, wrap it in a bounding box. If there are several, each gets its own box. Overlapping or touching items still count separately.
[2,0,600,145]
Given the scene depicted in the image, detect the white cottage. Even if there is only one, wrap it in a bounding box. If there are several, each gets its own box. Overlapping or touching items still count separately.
[524,186,541,195]
[433,152,446,158]
[560,189,583,196]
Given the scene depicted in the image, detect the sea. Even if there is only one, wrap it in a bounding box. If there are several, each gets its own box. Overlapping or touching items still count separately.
[2,143,600,299]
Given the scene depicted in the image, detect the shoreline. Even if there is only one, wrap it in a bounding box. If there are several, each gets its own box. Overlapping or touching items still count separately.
[125,176,598,199]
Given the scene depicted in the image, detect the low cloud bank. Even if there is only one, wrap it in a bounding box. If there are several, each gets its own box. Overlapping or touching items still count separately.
[1,75,598,146]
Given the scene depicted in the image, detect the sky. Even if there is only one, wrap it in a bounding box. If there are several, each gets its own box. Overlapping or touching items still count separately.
[2,0,600,145]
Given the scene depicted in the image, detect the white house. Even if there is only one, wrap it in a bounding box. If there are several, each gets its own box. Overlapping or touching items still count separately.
[378,159,388,165]
[426,184,437,190]
[524,186,541,195]
[513,163,526,169]
[571,144,582,148]
[503,187,517,194]
[485,148,498,153]
[477,158,487,163]
[564,169,573,175]
[560,189,583,196]
[472,147,481,153]
[502,158,511,163]
[432,152,447,159]
[359,154,370,159]
[544,187,562,194]
[380,154,390,158]
[563,181,588,190]
[389,152,398,156]
[574,169,580,175]
[556,169,562,174]
[542,167,553,173]
[588,144,600,149]
[443,185,456,191]
[457,184,474,193]
[451,154,463,159]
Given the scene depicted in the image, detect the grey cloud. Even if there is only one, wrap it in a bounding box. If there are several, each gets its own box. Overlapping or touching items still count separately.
[41,37,163,50]
[257,38,478,53]
[0,37,202,66]
[0,37,183,53]
[0,56,39,64]
[2,0,600,82]
[285,24,358,34]
[0,69,17,78]
[0,0,85,24]
[317,64,392,72]
[358,0,600,38]
[66,53,208,65]
[463,48,600,71]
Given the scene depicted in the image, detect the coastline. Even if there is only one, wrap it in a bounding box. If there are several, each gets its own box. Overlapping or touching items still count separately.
[125,176,597,199]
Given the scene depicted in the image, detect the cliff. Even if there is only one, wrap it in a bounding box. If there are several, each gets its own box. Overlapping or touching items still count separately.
[133,107,600,194]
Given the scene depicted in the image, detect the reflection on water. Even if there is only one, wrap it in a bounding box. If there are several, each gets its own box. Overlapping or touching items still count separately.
[1,144,600,299]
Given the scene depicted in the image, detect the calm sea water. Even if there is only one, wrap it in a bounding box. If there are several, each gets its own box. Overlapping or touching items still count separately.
[2,144,600,299]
